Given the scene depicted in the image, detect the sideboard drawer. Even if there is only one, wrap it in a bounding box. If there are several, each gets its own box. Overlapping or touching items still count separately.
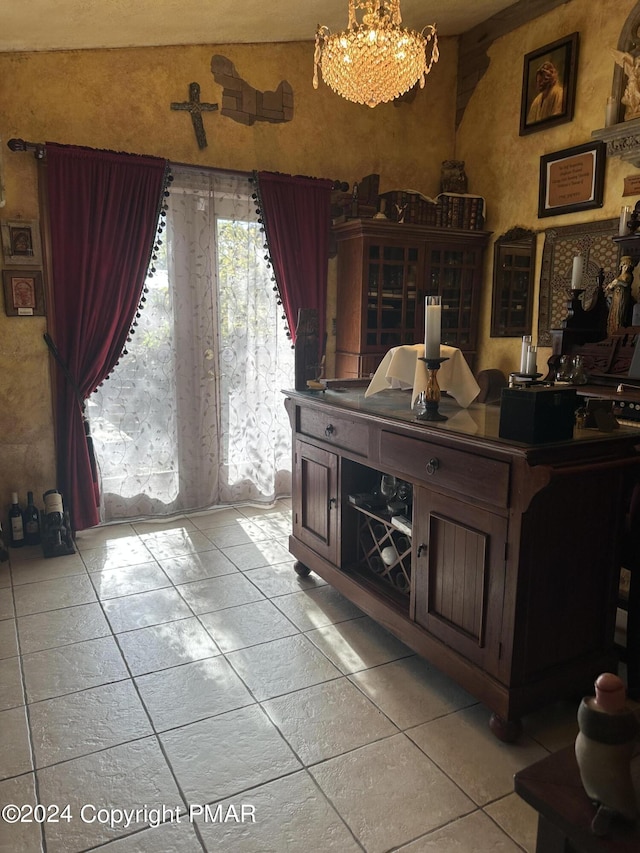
[381,431,509,508]
[298,408,369,457]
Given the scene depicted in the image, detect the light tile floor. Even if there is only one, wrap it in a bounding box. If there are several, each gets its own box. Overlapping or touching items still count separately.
[0,499,586,852]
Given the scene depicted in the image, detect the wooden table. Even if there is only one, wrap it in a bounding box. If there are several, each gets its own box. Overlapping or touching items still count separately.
[514,746,639,852]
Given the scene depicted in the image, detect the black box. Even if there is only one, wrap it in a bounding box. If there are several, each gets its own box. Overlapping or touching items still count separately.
[498,386,578,444]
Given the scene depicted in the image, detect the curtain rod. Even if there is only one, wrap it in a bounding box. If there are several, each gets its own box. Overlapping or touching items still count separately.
[7,138,46,159]
[8,139,348,189]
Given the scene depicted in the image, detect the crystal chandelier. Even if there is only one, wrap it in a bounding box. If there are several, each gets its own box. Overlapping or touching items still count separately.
[313,0,439,108]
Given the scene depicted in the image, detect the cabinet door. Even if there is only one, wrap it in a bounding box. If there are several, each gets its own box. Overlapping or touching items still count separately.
[413,488,507,677]
[293,440,338,564]
[426,245,481,354]
[365,239,424,351]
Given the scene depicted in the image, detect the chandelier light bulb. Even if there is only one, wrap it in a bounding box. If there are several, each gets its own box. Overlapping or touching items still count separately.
[313,0,439,108]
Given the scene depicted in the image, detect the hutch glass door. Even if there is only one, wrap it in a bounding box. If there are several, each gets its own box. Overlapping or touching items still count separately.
[366,241,422,350]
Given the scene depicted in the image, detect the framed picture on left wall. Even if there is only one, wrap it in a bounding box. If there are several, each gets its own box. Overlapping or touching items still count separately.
[1,218,42,266]
[2,268,45,316]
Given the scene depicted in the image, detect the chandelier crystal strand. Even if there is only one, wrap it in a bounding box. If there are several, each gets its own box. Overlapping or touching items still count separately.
[313,0,438,108]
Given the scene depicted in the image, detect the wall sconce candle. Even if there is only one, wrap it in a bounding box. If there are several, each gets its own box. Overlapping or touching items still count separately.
[424,296,441,359]
[571,255,584,290]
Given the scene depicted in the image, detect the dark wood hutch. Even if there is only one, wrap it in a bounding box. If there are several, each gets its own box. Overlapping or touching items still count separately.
[334,219,489,378]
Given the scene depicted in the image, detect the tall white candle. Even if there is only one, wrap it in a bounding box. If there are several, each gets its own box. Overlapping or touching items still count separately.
[571,255,584,290]
[520,335,532,374]
[424,296,441,360]
[619,205,632,236]
[526,345,537,375]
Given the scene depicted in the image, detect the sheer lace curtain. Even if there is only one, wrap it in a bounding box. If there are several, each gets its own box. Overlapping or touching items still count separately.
[90,167,294,522]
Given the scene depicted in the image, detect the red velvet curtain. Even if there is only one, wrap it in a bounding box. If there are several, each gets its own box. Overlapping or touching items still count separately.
[46,143,169,531]
[256,171,333,349]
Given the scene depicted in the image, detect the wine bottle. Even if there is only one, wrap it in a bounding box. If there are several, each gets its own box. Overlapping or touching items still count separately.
[9,492,25,547]
[23,491,41,546]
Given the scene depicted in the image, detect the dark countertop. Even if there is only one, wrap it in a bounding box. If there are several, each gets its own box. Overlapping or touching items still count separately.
[285,386,640,455]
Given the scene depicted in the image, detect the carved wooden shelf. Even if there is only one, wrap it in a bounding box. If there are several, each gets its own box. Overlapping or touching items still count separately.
[592,117,640,167]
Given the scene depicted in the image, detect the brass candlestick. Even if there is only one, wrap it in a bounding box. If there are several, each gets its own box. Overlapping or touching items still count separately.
[417,357,449,421]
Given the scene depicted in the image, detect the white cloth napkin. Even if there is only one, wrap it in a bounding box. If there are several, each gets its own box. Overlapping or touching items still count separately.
[365,343,480,409]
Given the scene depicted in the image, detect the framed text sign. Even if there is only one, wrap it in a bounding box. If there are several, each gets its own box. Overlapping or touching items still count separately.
[538,142,606,218]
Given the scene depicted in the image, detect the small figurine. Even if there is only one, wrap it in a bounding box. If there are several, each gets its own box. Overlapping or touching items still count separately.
[628,201,640,235]
[440,160,468,194]
[611,49,640,120]
[603,256,635,335]
[575,672,639,836]
[394,203,407,224]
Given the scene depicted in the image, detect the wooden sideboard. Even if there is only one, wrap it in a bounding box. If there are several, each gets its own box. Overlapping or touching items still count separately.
[284,387,640,741]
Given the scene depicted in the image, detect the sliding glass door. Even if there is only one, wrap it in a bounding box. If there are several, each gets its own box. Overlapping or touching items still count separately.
[89,167,293,522]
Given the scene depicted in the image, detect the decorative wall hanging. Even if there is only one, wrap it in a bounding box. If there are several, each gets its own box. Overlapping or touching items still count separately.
[1,218,42,266]
[538,141,606,218]
[170,82,219,149]
[520,32,579,136]
[537,218,619,346]
[211,55,293,126]
[2,268,45,316]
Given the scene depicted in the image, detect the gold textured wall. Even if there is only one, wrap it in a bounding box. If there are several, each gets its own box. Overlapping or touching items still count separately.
[0,39,458,510]
[457,0,639,374]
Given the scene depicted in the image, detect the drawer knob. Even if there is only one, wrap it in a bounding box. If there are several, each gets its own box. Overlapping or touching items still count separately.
[426,457,440,475]
[324,424,335,437]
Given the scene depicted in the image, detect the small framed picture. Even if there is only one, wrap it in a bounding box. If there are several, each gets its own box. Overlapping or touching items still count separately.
[538,141,606,218]
[2,268,45,316]
[1,218,42,266]
[520,33,579,136]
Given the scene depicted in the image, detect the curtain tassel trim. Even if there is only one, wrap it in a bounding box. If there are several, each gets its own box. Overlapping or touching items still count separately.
[101,166,173,377]
[250,172,293,343]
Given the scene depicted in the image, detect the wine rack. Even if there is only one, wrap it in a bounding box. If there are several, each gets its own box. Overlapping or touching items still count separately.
[352,505,412,596]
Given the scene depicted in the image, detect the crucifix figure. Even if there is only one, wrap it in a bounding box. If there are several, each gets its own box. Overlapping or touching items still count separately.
[170,82,218,149]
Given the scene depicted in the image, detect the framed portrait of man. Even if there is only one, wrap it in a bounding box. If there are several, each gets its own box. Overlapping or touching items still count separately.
[520,33,579,136]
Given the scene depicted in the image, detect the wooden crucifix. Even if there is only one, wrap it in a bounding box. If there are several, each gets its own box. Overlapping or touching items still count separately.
[170,82,218,149]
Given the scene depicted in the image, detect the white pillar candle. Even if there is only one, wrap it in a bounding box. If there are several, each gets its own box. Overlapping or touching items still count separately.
[605,96,618,128]
[571,255,584,290]
[520,335,532,374]
[526,345,537,375]
[424,296,441,360]
[619,205,632,236]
